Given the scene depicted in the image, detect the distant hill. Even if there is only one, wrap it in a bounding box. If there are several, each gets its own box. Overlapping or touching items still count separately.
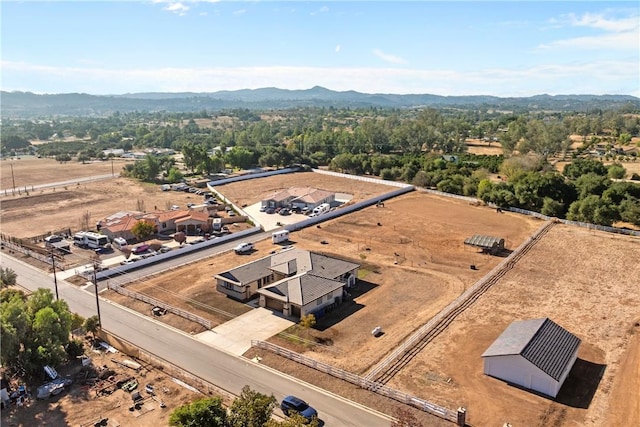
[2,87,638,118]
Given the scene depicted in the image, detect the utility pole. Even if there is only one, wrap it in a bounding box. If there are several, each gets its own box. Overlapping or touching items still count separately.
[10,163,16,195]
[50,248,59,300]
[92,254,102,327]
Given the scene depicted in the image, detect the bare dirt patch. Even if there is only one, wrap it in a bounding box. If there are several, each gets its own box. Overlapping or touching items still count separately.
[371,225,639,427]
[0,336,203,427]
[0,177,205,239]
[465,138,504,155]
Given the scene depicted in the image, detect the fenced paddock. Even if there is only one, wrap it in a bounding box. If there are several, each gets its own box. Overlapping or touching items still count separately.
[251,340,465,425]
[107,282,212,329]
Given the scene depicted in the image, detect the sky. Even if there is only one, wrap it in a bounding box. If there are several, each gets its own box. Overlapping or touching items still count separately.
[1,1,639,97]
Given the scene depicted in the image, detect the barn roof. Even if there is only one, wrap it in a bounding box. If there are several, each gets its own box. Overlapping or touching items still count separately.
[482,318,581,381]
[464,234,504,248]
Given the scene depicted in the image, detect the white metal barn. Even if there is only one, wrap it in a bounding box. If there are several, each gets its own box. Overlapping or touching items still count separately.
[481,318,581,398]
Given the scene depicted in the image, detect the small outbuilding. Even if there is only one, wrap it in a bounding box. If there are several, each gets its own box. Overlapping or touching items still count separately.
[481,318,581,398]
[464,234,505,255]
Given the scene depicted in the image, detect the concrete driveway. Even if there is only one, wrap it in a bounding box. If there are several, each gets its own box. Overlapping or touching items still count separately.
[243,203,308,231]
[195,307,294,355]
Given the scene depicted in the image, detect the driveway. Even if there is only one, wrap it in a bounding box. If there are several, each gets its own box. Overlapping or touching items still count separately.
[195,307,294,355]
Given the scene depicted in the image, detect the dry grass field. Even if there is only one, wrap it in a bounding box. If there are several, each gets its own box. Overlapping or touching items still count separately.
[3,156,640,427]
[0,158,204,239]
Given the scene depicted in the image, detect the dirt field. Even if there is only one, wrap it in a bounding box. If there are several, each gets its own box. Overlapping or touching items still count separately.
[0,160,207,239]
[371,224,639,427]
[0,334,204,427]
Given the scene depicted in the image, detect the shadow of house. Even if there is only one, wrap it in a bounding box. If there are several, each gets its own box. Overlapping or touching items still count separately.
[314,279,378,331]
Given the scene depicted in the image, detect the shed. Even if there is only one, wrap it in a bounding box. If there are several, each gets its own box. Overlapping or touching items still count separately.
[464,234,505,255]
[481,318,581,398]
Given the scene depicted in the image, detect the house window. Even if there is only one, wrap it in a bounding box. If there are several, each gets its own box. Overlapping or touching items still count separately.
[316,299,322,306]
[223,282,234,290]
[326,292,332,301]
[162,222,167,228]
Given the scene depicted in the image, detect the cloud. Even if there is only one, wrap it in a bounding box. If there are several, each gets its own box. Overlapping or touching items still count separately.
[152,0,220,15]
[542,11,640,50]
[310,6,329,16]
[372,49,407,65]
[2,60,638,97]
[335,45,341,53]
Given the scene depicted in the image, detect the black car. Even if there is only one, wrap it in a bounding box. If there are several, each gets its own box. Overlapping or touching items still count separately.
[280,395,318,421]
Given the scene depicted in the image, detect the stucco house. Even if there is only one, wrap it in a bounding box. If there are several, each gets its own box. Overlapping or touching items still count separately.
[261,187,335,211]
[482,318,581,398]
[214,248,359,319]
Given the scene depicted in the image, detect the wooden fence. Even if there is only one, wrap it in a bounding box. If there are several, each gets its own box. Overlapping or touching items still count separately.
[251,340,464,425]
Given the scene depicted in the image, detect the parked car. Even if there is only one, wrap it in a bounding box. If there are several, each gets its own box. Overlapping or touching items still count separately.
[265,208,275,214]
[279,208,291,216]
[132,244,150,255]
[259,205,267,212]
[234,242,254,254]
[280,396,318,422]
[120,258,138,265]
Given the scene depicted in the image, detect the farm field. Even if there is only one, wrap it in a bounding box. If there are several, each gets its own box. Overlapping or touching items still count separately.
[249,225,640,427]
[0,159,203,239]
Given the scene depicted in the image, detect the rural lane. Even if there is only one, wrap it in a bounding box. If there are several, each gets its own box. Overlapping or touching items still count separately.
[1,173,116,193]
[1,254,393,426]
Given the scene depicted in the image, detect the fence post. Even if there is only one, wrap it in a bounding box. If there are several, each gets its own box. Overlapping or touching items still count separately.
[457,407,466,426]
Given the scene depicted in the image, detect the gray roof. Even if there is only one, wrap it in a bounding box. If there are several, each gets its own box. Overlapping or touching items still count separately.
[218,256,272,284]
[217,249,358,285]
[309,253,360,279]
[259,274,345,306]
[464,234,504,249]
[482,318,581,381]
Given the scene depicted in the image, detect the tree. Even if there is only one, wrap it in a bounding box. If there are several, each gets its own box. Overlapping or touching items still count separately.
[1,288,74,375]
[84,315,100,338]
[131,220,156,242]
[299,313,316,329]
[607,163,627,179]
[563,158,608,179]
[266,413,320,427]
[167,167,184,183]
[227,385,277,427]
[169,397,227,427]
[0,267,17,288]
[174,231,187,246]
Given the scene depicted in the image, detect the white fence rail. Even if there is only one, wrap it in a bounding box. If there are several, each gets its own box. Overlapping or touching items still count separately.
[251,340,462,424]
[311,169,413,188]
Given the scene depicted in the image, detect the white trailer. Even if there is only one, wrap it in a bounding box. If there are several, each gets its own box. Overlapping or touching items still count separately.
[312,203,330,216]
[272,230,290,244]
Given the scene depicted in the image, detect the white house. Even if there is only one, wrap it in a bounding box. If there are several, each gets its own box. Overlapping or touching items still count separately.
[481,318,581,398]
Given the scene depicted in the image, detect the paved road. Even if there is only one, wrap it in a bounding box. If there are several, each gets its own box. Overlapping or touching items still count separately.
[1,173,116,193]
[1,254,392,426]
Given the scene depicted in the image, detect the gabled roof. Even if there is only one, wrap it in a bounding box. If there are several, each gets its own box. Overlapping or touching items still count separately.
[464,235,504,249]
[482,318,581,381]
[175,211,210,224]
[259,274,345,306]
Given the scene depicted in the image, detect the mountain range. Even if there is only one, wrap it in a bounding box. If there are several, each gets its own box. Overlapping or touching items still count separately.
[2,86,638,118]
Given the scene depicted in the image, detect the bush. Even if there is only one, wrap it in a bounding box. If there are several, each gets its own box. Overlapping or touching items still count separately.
[66,339,85,359]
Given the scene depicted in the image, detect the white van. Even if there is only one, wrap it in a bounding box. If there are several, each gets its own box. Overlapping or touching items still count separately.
[272,230,290,244]
[312,203,330,216]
